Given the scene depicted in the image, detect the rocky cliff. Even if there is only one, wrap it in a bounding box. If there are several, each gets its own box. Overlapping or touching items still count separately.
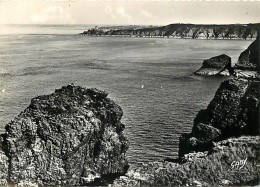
[82,23,259,40]
[0,84,129,186]
[114,78,260,186]
[179,78,259,158]
[194,54,231,76]
[234,38,259,78]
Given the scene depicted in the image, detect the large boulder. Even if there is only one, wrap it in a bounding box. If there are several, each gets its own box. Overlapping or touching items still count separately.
[0,84,129,186]
[194,54,232,76]
[179,78,259,158]
[233,38,259,78]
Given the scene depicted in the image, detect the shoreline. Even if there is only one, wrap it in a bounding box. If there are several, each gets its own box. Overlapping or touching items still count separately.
[79,34,257,41]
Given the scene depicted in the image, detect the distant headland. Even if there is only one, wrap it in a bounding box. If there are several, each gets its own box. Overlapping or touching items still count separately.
[81,23,260,40]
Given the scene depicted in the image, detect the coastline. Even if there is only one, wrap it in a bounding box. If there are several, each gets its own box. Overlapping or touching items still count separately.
[81,23,260,41]
[79,34,257,40]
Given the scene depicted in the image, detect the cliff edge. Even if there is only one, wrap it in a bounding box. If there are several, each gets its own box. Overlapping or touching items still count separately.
[0,84,129,186]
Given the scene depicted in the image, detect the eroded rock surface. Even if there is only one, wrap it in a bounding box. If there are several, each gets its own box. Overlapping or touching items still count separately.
[0,84,129,186]
[179,78,259,157]
[194,54,231,76]
[234,38,259,78]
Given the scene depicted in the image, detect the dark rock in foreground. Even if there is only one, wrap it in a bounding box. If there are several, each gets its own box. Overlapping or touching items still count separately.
[234,38,259,78]
[0,84,129,186]
[179,78,259,157]
[194,54,231,76]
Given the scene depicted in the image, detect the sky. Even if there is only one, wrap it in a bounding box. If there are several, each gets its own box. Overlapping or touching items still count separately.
[0,1,260,25]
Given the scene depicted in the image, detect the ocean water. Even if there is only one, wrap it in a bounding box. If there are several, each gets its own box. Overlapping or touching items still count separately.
[0,24,252,168]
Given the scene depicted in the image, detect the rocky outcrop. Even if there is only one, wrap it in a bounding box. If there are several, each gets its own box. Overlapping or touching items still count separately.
[114,136,259,186]
[114,78,260,186]
[0,84,129,186]
[233,38,259,78]
[179,78,259,157]
[235,38,259,70]
[82,23,259,40]
[194,54,231,76]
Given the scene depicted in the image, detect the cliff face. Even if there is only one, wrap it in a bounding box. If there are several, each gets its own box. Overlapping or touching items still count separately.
[234,38,259,78]
[82,23,259,40]
[194,54,231,76]
[179,78,259,158]
[235,38,259,70]
[0,84,129,186]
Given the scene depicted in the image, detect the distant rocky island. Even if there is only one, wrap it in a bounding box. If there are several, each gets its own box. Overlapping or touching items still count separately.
[81,23,259,40]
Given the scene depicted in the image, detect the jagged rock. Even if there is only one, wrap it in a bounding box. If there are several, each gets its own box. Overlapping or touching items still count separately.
[233,38,259,78]
[0,84,129,185]
[179,78,259,158]
[235,38,259,71]
[114,136,260,186]
[194,54,231,76]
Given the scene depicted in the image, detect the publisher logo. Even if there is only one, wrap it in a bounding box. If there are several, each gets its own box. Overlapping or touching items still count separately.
[231,158,247,170]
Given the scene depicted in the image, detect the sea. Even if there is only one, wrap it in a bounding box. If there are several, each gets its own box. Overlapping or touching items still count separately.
[0,24,252,168]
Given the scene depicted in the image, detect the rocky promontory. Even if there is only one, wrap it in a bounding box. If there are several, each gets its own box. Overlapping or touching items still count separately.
[0,84,129,186]
[194,54,231,76]
[82,23,259,40]
[179,78,259,157]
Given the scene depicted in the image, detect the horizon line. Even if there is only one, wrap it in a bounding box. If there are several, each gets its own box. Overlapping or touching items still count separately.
[1,22,260,26]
